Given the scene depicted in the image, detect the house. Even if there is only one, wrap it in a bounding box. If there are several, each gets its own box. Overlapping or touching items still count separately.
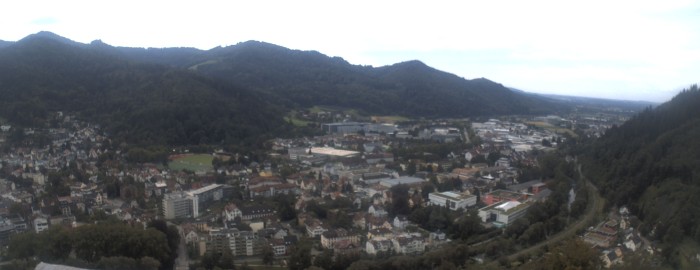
[367,227,393,240]
[240,205,277,221]
[393,215,410,230]
[305,218,327,237]
[392,234,426,255]
[352,213,367,229]
[270,238,287,256]
[368,204,388,218]
[321,228,359,249]
[185,230,200,245]
[223,203,242,221]
[366,239,394,256]
[601,248,623,268]
[624,232,643,252]
[428,231,447,246]
[367,216,392,230]
[333,240,361,255]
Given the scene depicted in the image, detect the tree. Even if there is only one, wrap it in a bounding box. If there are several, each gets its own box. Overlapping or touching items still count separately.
[541,138,552,147]
[389,184,411,217]
[200,251,220,270]
[533,238,600,270]
[487,152,501,166]
[218,247,235,270]
[138,256,161,270]
[406,161,417,176]
[262,245,274,265]
[288,243,311,270]
[313,249,333,270]
[421,183,435,199]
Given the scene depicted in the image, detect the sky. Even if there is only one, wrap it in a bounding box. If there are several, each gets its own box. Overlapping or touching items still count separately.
[2,0,700,103]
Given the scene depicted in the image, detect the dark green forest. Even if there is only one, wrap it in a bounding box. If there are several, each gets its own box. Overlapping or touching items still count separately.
[581,85,700,266]
[0,32,287,147]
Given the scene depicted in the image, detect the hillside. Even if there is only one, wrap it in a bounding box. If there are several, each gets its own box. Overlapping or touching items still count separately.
[0,32,286,146]
[105,40,564,117]
[582,85,700,266]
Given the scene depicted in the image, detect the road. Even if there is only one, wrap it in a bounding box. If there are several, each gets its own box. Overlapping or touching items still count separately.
[173,223,190,270]
[497,164,605,263]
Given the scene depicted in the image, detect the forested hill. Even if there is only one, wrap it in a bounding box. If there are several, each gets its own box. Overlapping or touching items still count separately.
[0,32,286,146]
[103,40,564,117]
[582,85,700,265]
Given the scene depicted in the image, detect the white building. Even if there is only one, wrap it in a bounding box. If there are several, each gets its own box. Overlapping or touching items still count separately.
[162,191,193,219]
[428,191,477,210]
[34,217,49,233]
[186,184,224,218]
[478,200,533,227]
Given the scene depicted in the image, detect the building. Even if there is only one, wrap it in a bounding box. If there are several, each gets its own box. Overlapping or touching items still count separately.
[378,176,426,188]
[0,217,16,246]
[322,122,365,134]
[229,230,266,256]
[428,191,477,210]
[309,147,360,158]
[305,218,327,237]
[392,234,426,254]
[481,189,529,205]
[186,184,225,218]
[321,228,359,249]
[366,239,394,256]
[162,191,193,219]
[240,205,277,221]
[478,200,533,227]
[34,216,49,233]
[322,122,397,135]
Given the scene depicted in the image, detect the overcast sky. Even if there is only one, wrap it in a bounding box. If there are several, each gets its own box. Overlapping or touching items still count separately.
[2,0,700,102]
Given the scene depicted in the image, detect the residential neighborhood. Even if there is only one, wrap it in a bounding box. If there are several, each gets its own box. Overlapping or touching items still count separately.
[0,111,638,268]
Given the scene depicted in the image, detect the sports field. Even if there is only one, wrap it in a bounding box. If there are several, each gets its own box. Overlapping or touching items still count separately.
[168,154,214,172]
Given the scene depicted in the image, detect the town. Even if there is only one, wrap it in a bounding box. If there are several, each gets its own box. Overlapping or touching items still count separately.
[0,109,651,269]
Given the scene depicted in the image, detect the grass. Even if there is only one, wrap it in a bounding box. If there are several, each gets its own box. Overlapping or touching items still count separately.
[371,115,410,123]
[284,110,313,127]
[168,154,214,172]
[525,121,578,138]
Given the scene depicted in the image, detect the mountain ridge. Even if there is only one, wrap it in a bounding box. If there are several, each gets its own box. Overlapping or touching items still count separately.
[0,31,638,146]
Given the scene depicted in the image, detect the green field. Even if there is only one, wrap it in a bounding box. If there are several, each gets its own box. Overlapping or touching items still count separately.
[284,110,313,127]
[372,115,410,123]
[168,154,214,172]
[526,121,578,138]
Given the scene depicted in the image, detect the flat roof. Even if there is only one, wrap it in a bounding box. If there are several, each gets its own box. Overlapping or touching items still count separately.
[187,184,222,196]
[495,201,521,211]
[431,191,475,201]
[480,200,532,214]
[379,176,425,187]
[310,147,359,157]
